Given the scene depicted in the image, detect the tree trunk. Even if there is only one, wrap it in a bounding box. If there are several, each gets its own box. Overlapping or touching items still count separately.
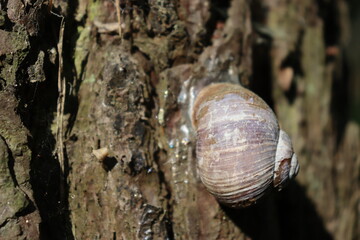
[0,0,359,239]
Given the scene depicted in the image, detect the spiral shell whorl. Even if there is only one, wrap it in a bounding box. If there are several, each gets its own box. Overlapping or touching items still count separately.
[192,83,282,207]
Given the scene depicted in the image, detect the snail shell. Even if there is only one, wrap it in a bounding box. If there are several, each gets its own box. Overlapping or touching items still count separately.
[192,83,299,208]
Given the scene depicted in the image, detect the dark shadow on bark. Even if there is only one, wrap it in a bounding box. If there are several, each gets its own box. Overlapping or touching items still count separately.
[317,0,350,147]
[201,0,231,47]
[250,30,305,109]
[250,1,304,107]
[62,0,84,138]
[7,8,70,240]
[3,136,20,187]
[250,0,275,109]
[278,29,304,104]
[221,181,333,240]
[317,0,355,147]
[250,36,274,109]
[26,53,69,239]
[18,8,76,240]
[317,0,340,47]
[329,51,349,147]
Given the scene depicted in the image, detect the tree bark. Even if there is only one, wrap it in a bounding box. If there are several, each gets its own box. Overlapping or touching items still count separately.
[0,0,359,239]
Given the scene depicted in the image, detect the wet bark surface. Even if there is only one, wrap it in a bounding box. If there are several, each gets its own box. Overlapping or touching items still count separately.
[0,0,359,239]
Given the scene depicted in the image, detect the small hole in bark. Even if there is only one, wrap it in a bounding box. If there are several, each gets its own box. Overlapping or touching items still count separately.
[69,134,78,141]
[102,157,118,172]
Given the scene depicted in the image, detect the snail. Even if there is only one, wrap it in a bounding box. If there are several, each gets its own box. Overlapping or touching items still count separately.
[191,83,299,208]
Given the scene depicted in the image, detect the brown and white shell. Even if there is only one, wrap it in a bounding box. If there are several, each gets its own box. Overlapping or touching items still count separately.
[192,83,299,208]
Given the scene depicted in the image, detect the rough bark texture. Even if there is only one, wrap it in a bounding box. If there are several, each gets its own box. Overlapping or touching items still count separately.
[0,0,359,239]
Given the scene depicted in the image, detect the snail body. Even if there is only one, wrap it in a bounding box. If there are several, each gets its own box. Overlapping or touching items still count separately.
[192,83,299,208]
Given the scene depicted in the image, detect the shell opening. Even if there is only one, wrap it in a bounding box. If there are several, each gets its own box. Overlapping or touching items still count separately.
[273,130,299,190]
[289,153,299,179]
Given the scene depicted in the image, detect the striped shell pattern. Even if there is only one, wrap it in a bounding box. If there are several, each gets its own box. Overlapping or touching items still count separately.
[192,83,299,208]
